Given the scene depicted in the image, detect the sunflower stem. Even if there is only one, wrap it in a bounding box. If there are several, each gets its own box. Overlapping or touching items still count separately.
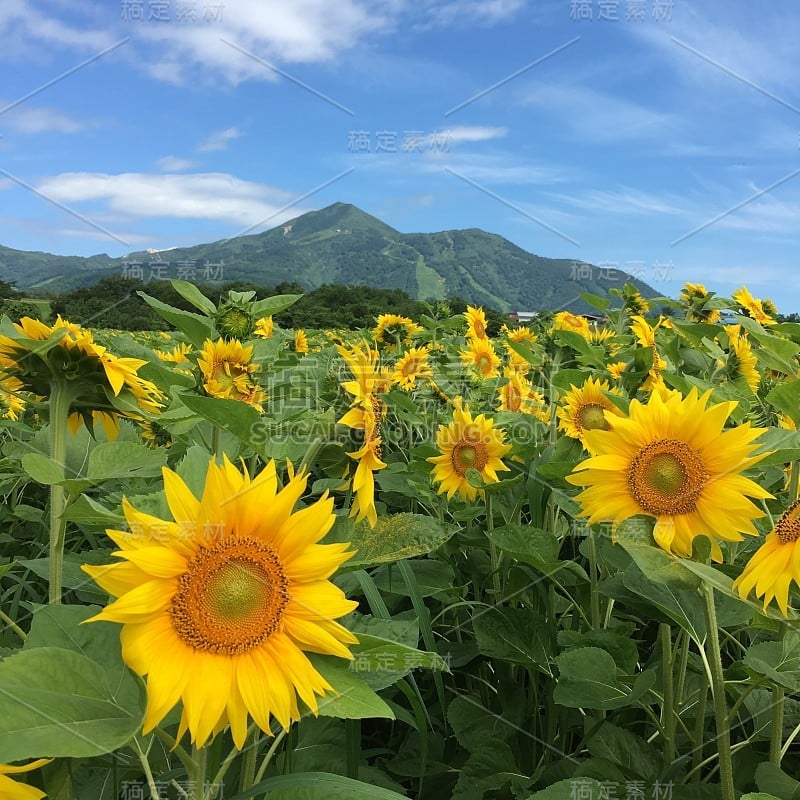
[486,493,501,601]
[770,686,785,765]
[253,728,287,784]
[189,745,207,800]
[691,671,708,782]
[588,526,601,629]
[238,728,259,792]
[701,584,735,800]
[48,380,72,605]
[660,623,676,766]
[132,737,160,800]
[0,608,26,640]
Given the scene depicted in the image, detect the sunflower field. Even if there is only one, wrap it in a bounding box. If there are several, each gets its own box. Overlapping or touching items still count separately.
[1,279,800,800]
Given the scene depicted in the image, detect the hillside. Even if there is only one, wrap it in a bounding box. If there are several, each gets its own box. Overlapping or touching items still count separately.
[0,202,659,312]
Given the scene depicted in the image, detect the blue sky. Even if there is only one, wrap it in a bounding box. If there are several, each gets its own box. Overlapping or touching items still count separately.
[1,0,799,310]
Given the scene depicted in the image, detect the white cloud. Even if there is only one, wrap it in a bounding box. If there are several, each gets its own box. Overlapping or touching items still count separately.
[434,125,507,143]
[0,103,87,133]
[156,155,196,171]
[552,187,690,217]
[37,171,307,227]
[0,0,116,52]
[196,126,243,153]
[133,0,401,84]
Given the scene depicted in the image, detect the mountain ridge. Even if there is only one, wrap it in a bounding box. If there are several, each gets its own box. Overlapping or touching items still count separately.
[0,202,659,312]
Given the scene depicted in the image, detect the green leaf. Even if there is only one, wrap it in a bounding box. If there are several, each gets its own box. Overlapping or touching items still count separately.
[327,514,455,571]
[347,633,448,691]
[585,722,660,781]
[87,441,166,480]
[170,278,217,316]
[755,762,800,799]
[252,293,304,318]
[23,605,143,714]
[0,647,145,761]
[447,695,513,752]
[473,607,552,674]
[137,291,216,346]
[553,647,632,709]
[21,453,64,485]
[767,381,800,428]
[309,656,395,720]
[231,772,410,800]
[60,495,125,527]
[745,633,800,692]
[177,393,263,451]
[527,779,605,799]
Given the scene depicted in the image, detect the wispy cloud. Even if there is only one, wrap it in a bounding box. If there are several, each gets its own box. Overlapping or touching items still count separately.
[156,155,196,172]
[0,102,88,133]
[521,83,674,142]
[36,171,305,227]
[196,126,243,153]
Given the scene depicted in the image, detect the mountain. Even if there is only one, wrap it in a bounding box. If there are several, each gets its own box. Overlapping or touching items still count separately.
[0,203,659,312]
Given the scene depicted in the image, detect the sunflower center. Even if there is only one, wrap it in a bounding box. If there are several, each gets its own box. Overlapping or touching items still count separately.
[627,439,708,516]
[170,537,289,655]
[477,355,491,372]
[474,321,485,338]
[776,500,800,544]
[452,439,488,476]
[577,403,609,432]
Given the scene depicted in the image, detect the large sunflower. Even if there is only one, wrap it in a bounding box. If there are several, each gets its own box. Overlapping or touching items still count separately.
[557,376,624,445]
[566,388,772,560]
[0,760,51,800]
[428,399,511,502]
[724,325,759,391]
[460,338,501,380]
[84,457,358,748]
[734,500,800,615]
[732,286,776,326]
[197,338,264,411]
[464,306,488,340]
[551,312,591,340]
[337,343,388,526]
[497,370,548,421]
[372,314,422,347]
[393,346,432,391]
[0,316,163,429]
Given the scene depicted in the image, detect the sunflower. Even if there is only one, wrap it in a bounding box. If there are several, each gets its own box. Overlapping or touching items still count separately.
[428,399,511,502]
[0,375,26,420]
[156,342,192,364]
[0,760,51,800]
[337,343,388,526]
[679,283,721,323]
[607,361,628,382]
[464,306,488,340]
[393,346,432,391]
[551,312,591,340]
[254,316,274,339]
[0,316,163,428]
[557,376,624,445]
[461,338,501,380]
[84,457,358,748]
[630,315,668,392]
[724,325,759,391]
[197,338,264,411]
[734,500,800,615]
[566,388,772,561]
[504,325,538,346]
[732,286,776,326]
[373,314,422,347]
[588,325,615,345]
[497,370,548,421]
[293,329,309,354]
